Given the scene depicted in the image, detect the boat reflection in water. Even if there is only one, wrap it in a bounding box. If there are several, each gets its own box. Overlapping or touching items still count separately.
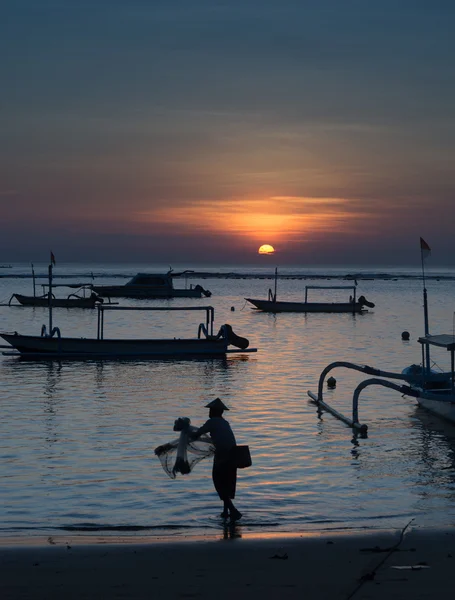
[408,407,455,496]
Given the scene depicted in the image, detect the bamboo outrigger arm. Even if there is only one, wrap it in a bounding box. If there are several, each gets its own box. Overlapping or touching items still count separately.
[308,361,424,434]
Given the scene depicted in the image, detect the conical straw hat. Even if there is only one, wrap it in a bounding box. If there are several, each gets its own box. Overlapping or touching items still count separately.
[205,397,230,411]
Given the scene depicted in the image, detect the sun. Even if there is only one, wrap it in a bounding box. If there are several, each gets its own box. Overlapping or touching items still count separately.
[258,244,275,255]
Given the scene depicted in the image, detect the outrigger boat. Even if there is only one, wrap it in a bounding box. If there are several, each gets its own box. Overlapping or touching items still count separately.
[8,264,107,308]
[246,268,375,313]
[9,287,105,309]
[0,265,255,360]
[90,270,212,299]
[0,305,254,359]
[308,239,455,432]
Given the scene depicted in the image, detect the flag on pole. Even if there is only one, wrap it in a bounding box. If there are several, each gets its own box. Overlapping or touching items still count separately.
[420,238,431,260]
[50,251,56,266]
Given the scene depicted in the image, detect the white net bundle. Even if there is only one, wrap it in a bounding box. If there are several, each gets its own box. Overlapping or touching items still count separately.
[155,417,215,479]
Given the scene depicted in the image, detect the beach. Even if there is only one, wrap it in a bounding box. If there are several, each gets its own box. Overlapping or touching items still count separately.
[0,527,453,599]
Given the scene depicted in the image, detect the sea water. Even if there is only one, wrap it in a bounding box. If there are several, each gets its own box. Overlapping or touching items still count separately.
[1,263,455,540]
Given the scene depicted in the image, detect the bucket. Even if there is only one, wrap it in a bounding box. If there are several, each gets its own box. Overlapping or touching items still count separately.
[234,445,252,469]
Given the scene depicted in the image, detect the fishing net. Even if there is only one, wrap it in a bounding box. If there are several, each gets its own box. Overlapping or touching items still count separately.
[155,417,215,479]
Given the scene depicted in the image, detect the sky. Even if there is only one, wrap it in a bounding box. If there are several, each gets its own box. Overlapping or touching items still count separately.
[1,1,455,266]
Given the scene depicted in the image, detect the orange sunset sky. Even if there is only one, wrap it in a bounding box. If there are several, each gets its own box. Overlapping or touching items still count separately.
[1,2,454,265]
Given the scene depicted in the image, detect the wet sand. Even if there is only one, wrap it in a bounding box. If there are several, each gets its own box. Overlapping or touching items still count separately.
[0,527,453,599]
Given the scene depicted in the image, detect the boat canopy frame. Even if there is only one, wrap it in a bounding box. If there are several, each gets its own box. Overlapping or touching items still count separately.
[418,334,455,391]
[96,305,215,340]
[304,285,357,304]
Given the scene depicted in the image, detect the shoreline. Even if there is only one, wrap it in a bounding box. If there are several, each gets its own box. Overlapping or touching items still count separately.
[0,518,433,549]
[0,526,454,599]
[0,525,405,549]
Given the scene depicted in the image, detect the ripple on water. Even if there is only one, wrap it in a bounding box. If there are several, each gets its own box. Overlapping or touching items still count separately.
[2,273,455,536]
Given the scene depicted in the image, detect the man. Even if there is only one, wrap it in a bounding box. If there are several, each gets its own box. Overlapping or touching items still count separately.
[192,398,242,521]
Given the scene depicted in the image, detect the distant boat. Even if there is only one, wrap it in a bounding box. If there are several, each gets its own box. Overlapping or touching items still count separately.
[245,268,375,313]
[90,270,212,299]
[8,263,106,309]
[9,291,103,309]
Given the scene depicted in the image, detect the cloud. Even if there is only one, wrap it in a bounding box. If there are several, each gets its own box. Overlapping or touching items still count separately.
[134,195,374,244]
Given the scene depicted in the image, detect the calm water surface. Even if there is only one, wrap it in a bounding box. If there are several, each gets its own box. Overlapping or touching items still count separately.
[2,264,455,540]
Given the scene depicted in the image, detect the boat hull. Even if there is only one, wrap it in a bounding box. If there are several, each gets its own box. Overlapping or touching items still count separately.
[245,298,364,313]
[91,286,203,299]
[12,294,98,308]
[0,333,229,359]
[416,396,455,424]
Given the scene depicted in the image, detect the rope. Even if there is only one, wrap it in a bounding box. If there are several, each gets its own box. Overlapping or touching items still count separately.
[344,518,414,600]
[239,299,249,311]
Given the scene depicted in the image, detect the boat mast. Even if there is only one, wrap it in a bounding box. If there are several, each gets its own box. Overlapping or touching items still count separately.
[420,239,431,373]
[268,267,278,302]
[48,262,53,333]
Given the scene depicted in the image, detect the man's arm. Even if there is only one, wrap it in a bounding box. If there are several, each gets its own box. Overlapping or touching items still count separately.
[190,419,211,440]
